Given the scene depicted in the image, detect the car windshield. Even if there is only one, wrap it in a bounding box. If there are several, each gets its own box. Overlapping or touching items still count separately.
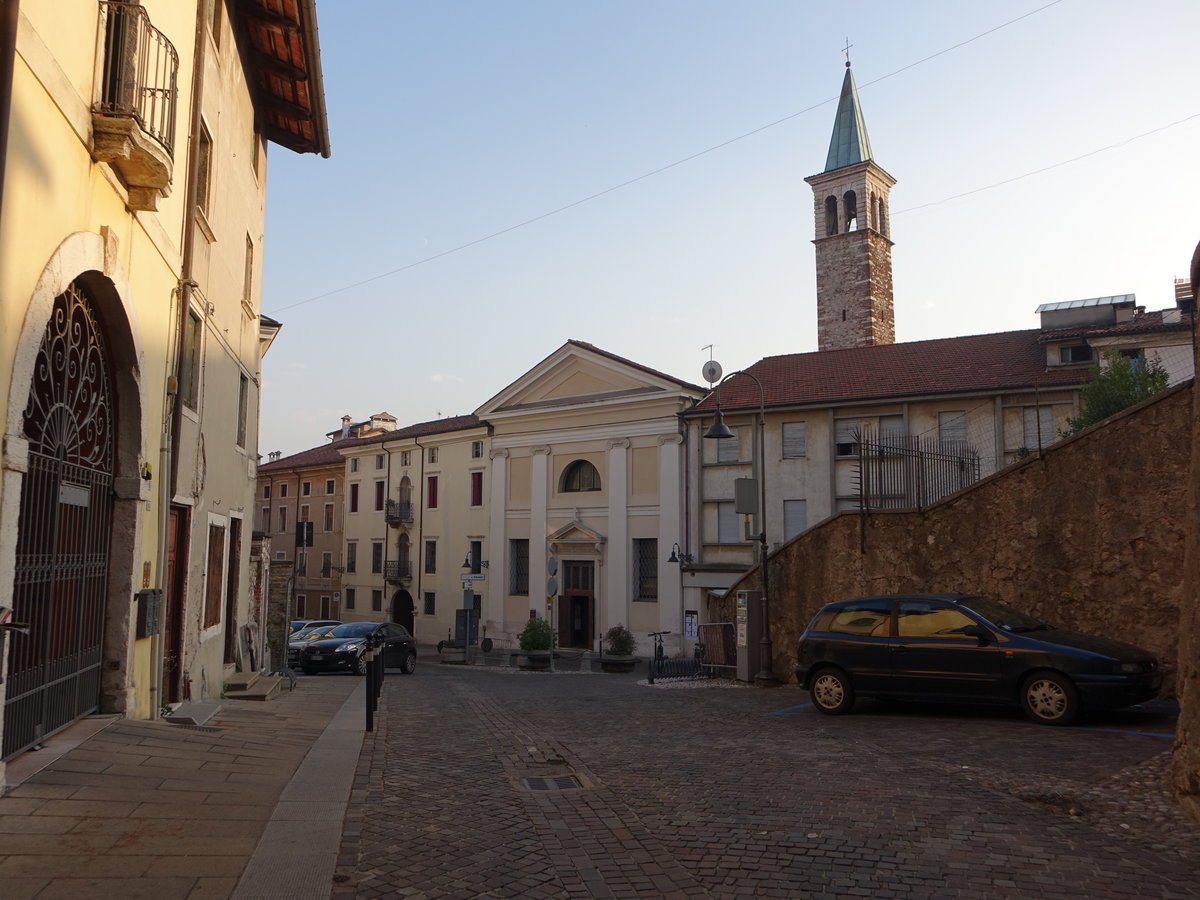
[958,596,1049,632]
[292,627,335,643]
[325,622,377,638]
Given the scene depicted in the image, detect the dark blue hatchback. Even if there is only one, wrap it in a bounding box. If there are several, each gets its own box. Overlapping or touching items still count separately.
[794,593,1161,725]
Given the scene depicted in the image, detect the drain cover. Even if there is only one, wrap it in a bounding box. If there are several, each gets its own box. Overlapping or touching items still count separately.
[523,775,583,791]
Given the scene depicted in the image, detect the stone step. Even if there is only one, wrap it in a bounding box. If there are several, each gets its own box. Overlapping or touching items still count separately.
[223,675,283,702]
[223,671,261,693]
[163,701,222,725]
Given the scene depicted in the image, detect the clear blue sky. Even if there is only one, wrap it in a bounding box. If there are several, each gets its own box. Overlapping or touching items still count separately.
[259,0,1200,456]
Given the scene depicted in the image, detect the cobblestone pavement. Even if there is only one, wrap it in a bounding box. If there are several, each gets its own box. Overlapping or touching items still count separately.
[335,665,1199,900]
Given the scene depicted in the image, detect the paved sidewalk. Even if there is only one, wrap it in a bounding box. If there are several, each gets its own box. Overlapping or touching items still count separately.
[0,675,363,899]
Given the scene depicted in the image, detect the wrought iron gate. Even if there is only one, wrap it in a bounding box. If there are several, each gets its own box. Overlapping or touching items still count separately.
[3,283,115,760]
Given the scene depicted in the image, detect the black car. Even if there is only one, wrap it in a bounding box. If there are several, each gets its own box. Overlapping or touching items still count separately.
[287,625,340,667]
[298,621,417,676]
[794,593,1161,725]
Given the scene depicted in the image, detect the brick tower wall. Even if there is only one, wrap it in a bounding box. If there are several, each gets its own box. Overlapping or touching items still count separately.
[813,229,895,351]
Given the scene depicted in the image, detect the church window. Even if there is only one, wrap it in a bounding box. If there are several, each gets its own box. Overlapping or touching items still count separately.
[561,459,601,493]
[824,196,838,236]
[843,190,858,231]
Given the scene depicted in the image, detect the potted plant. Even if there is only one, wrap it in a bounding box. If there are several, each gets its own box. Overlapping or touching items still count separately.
[517,617,554,671]
[600,623,639,674]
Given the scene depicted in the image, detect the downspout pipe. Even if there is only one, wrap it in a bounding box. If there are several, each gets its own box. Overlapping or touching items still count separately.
[0,0,20,224]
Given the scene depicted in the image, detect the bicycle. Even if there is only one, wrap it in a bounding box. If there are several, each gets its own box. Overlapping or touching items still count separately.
[648,631,669,661]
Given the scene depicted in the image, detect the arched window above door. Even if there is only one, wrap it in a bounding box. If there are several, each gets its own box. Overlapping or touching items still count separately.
[560,460,601,493]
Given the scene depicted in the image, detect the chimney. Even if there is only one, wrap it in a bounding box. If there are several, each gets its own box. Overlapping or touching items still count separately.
[340,414,351,439]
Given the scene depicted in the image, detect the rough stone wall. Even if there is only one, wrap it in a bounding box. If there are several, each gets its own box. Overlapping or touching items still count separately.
[265,560,293,673]
[814,231,895,351]
[714,381,1191,693]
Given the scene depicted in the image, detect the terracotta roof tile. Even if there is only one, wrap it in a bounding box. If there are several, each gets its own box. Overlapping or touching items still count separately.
[689,329,1086,413]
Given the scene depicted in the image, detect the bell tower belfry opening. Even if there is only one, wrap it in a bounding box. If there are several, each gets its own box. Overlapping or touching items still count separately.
[804,61,897,351]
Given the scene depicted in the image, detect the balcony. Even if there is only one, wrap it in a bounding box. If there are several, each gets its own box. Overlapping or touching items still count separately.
[91,2,178,211]
[384,560,412,586]
[384,499,414,527]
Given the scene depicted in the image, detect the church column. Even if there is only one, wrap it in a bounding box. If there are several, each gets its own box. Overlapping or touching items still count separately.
[657,433,683,640]
[605,439,630,639]
[487,448,509,635]
[530,446,550,619]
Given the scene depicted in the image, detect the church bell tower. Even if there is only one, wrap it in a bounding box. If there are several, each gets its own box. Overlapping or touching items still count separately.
[804,62,897,351]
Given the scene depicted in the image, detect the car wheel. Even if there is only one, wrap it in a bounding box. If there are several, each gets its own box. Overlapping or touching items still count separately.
[301,667,317,676]
[400,650,417,675]
[1021,671,1080,725]
[809,667,855,715]
[354,653,368,676]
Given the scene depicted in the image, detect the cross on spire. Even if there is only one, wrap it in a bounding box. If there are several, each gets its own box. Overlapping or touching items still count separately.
[843,37,853,67]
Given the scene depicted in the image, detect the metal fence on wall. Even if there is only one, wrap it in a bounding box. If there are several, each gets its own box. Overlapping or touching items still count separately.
[856,432,982,512]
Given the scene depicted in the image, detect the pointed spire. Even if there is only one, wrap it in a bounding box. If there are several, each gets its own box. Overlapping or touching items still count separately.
[823,62,873,173]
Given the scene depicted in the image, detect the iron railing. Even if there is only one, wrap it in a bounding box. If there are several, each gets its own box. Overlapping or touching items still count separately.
[856,431,982,512]
[384,560,411,584]
[96,1,179,155]
[384,500,413,526]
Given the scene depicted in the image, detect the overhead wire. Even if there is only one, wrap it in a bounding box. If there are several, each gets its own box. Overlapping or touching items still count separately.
[269,0,1084,315]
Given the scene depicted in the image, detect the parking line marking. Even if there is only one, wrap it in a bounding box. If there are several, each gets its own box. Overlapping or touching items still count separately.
[769,702,813,716]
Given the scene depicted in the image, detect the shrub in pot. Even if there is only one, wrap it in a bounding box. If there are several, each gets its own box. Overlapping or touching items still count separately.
[601,623,639,673]
[517,617,554,670]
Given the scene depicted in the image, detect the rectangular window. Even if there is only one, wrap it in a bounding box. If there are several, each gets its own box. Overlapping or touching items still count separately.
[371,541,383,574]
[260,507,270,532]
[180,310,202,408]
[374,480,385,511]
[782,422,806,458]
[297,552,307,576]
[196,125,212,216]
[468,540,482,574]
[295,594,306,617]
[243,234,254,303]
[376,453,384,470]
[509,539,529,595]
[427,476,438,509]
[325,479,335,494]
[783,499,808,541]
[278,505,288,533]
[1023,406,1055,450]
[633,538,658,601]
[345,542,356,574]
[204,523,225,628]
[349,483,359,513]
[424,540,436,574]
[835,420,860,457]
[428,447,438,464]
[301,481,311,496]
[424,592,435,615]
[345,588,356,610]
[716,431,739,463]
[350,457,359,473]
[471,440,483,459]
[236,374,248,447]
[371,590,382,612]
[470,471,483,507]
[299,504,309,523]
[320,595,331,618]
[263,484,271,499]
[400,450,411,466]
[321,551,332,577]
[280,483,288,498]
[717,502,740,543]
[938,411,967,450]
[323,503,334,531]
[1060,345,1094,364]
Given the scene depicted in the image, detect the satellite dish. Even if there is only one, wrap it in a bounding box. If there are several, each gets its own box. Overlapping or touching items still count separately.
[547,556,558,576]
[702,360,723,385]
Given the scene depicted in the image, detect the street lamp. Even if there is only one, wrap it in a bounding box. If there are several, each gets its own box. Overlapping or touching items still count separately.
[703,370,776,686]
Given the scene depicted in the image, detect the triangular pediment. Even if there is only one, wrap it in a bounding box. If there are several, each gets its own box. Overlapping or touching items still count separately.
[547,520,606,544]
[475,341,698,418]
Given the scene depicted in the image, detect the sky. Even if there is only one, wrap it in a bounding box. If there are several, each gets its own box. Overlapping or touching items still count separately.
[258,0,1200,457]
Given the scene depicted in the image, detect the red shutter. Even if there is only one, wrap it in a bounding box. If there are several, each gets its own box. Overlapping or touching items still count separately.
[428,476,438,509]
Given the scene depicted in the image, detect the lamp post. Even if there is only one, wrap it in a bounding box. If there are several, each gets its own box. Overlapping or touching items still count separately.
[667,542,694,645]
[703,370,776,686]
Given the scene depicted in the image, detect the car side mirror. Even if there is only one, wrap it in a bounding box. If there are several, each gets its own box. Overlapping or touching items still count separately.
[962,624,993,644]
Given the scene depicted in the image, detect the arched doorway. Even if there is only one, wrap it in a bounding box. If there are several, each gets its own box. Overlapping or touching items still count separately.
[391,590,415,634]
[3,282,116,759]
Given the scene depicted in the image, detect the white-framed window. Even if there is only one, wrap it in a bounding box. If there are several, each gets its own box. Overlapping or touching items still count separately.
[716,431,739,463]
[471,440,483,459]
[349,457,359,473]
[301,481,311,496]
[782,422,806,459]
[717,502,740,543]
[427,447,438,464]
[632,539,658,601]
[1023,406,1055,449]
[400,450,411,466]
[325,479,335,494]
[938,411,967,450]
[783,500,808,541]
[375,453,384,470]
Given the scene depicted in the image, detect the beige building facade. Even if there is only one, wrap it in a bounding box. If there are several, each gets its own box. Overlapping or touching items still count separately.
[0,0,328,774]
[477,342,703,658]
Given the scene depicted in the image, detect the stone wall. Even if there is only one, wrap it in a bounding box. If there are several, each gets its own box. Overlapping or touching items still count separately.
[713,381,1192,694]
[813,230,895,351]
[265,560,293,673]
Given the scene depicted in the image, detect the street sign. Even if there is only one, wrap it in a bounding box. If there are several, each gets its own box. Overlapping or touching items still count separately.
[460,573,486,581]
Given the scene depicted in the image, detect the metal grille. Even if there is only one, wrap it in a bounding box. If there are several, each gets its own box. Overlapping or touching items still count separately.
[633,538,657,601]
[96,1,178,155]
[522,775,583,791]
[4,284,114,760]
[856,430,982,512]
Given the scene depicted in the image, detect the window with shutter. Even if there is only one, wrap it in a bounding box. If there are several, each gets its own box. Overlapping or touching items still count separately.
[782,422,806,458]
[783,500,808,540]
[717,502,740,543]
